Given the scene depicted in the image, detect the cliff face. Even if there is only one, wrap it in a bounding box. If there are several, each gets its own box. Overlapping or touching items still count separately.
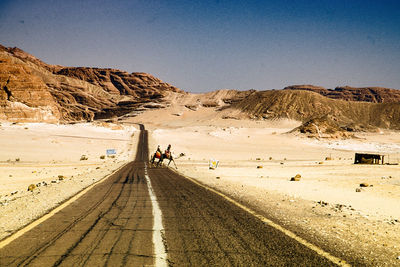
[57,68,181,96]
[0,50,60,122]
[284,85,400,103]
[0,45,182,122]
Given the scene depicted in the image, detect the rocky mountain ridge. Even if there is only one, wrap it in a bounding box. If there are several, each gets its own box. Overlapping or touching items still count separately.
[284,84,400,103]
[228,89,400,137]
[0,44,181,122]
[1,44,400,136]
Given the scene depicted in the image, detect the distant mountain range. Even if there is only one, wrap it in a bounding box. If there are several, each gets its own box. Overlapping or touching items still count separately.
[1,44,400,135]
[284,84,400,103]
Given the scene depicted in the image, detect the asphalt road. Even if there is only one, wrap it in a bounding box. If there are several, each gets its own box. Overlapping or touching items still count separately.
[0,125,343,266]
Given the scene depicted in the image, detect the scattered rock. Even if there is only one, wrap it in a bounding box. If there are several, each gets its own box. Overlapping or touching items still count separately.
[256,158,261,161]
[269,157,273,160]
[291,174,301,181]
[257,165,263,169]
[356,188,362,192]
[100,155,105,159]
[58,175,64,181]
[96,167,100,169]
[216,176,220,179]
[318,161,324,164]
[27,184,36,192]
[15,158,20,162]
[80,155,88,161]
[325,157,332,160]
[11,191,18,195]
[51,180,57,183]
[185,104,198,111]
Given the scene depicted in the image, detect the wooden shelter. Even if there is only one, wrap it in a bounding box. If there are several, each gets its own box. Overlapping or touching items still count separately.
[354,153,384,164]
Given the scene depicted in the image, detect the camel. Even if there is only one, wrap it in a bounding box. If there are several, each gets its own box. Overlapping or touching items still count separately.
[150,150,163,166]
[150,149,184,169]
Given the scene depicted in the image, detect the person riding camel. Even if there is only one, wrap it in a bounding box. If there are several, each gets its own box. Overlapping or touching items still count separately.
[165,144,171,159]
[155,145,162,159]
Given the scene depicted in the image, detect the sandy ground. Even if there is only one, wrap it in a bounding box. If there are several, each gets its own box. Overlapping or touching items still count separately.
[127,99,400,266]
[1,93,400,265]
[0,121,138,240]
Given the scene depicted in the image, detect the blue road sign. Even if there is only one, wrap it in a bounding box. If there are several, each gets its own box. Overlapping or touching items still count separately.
[106,149,116,155]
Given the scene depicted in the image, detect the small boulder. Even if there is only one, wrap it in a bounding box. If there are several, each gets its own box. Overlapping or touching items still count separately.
[360,183,369,187]
[27,184,36,192]
[257,165,263,169]
[356,188,362,192]
[291,174,301,181]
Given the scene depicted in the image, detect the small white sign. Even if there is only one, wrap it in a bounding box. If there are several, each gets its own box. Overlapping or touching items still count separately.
[106,149,116,155]
[209,158,219,169]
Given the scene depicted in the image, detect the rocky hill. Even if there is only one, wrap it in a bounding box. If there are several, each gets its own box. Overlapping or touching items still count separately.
[2,44,400,135]
[0,44,181,122]
[229,89,400,132]
[284,85,400,103]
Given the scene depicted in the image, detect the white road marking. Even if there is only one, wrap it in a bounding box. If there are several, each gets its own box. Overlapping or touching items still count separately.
[144,163,168,266]
[170,168,350,267]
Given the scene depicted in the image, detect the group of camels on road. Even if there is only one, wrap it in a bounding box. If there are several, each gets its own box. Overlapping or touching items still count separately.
[150,144,183,168]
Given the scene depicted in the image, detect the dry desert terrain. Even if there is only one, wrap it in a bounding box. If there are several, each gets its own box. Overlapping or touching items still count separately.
[1,100,400,265]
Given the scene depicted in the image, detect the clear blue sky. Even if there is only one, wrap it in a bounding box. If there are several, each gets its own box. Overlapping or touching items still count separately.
[1,0,399,92]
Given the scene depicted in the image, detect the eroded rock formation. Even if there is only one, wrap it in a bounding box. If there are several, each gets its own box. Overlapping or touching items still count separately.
[284,85,400,103]
[0,44,181,122]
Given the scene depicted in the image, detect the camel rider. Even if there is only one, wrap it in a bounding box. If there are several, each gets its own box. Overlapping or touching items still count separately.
[155,145,162,158]
[165,144,171,159]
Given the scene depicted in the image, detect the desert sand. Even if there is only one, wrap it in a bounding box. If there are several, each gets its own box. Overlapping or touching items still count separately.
[0,122,138,240]
[128,93,400,266]
[1,93,400,265]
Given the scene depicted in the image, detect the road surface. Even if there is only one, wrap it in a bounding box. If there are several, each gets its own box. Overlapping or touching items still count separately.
[0,125,346,266]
